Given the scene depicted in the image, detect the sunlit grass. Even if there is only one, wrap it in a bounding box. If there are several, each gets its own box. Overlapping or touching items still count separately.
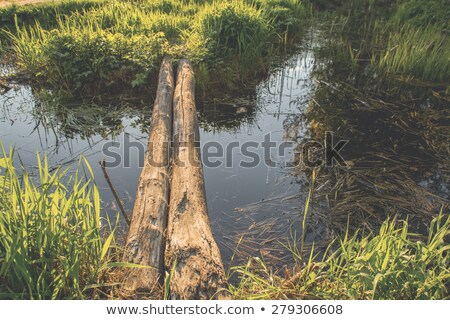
[187,1,272,60]
[8,16,168,94]
[0,0,105,31]
[229,211,450,300]
[0,144,124,299]
[229,167,450,300]
[375,24,450,82]
[391,0,450,29]
[317,0,449,82]
[1,0,308,95]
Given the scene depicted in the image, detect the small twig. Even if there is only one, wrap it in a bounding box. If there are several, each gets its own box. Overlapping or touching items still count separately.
[99,159,131,227]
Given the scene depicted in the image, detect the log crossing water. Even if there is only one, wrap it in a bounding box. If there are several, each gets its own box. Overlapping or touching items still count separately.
[123,57,228,299]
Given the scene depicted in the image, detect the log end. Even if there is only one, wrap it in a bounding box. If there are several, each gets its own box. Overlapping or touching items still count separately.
[123,268,162,296]
[166,250,230,300]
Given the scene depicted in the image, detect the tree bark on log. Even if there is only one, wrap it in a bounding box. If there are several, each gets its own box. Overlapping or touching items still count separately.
[123,56,174,293]
[165,59,228,300]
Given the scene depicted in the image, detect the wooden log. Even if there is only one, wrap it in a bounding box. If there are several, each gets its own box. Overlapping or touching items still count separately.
[165,59,229,300]
[123,56,174,293]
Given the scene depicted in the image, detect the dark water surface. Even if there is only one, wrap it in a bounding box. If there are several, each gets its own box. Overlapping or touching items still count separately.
[1,29,448,268]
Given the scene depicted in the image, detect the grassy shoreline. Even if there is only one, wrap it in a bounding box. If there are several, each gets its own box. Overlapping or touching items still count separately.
[0,149,121,299]
[1,0,309,96]
[230,212,450,299]
[316,0,450,83]
[1,0,448,94]
[1,150,449,299]
[1,0,449,300]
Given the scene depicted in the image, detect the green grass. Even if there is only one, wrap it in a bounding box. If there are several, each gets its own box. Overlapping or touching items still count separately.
[315,0,449,82]
[374,0,450,82]
[375,24,450,82]
[228,168,450,300]
[62,1,192,40]
[229,212,450,299]
[0,0,105,31]
[1,144,448,300]
[0,144,124,299]
[1,0,309,95]
[11,19,168,94]
[391,0,450,29]
[187,1,273,61]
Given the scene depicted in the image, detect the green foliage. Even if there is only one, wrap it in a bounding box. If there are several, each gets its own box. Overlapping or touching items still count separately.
[188,1,273,60]
[392,0,450,29]
[376,24,450,82]
[185,0,308,82]
[10,18,168,94]
[7,21,47,77]
[251,0,307,33]
[319,0,450,82]
[318,215,450,299]
[229,213,450,299]
[0,0,104,31]
[44,30,167,93]
[2,0,308,95]
[67,1,190,40]
[373,0,450,81]
[0,145,121,299]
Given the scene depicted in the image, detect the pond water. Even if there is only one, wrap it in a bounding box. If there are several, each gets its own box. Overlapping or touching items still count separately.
[1,28,448,269]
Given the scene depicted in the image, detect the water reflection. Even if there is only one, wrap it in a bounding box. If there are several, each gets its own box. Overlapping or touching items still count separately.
[1,27,448,270]
[0,85,151,230]
[201,45,319,265]
[293,29,450,234]
[0,44,319,267]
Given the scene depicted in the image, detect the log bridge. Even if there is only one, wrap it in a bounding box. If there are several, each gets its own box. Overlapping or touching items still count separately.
[123,57,228,299]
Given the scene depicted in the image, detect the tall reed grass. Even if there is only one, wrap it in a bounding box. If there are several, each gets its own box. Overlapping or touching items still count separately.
[229,211,450,299]
[0,145,124,299]
[317,0,449,82]
[376,24,449,82]
[9,16,168,94]
[228,167,449,300]
[187,1,273,62]
[391,0,450,29]
[374,0,449,81]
